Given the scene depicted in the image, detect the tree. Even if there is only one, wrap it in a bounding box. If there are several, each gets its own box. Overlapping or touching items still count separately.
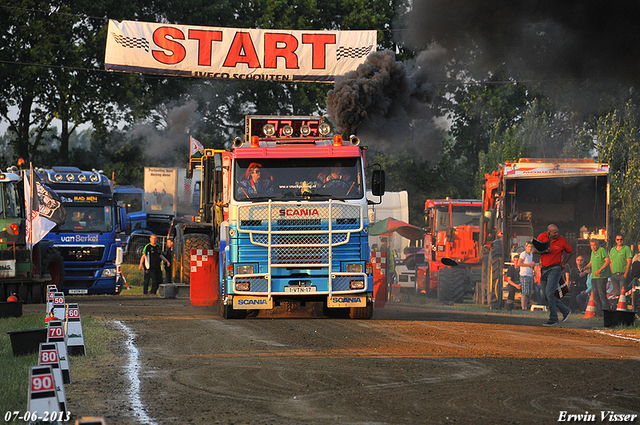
[590,101,640,243]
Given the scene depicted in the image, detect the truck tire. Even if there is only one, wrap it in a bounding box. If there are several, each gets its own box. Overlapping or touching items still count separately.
[448,267,466,303]
[180,234,212,284]
[43,248,65,292]
[31,284,43,304]
[437,267,453,302]
[349,299,373,319]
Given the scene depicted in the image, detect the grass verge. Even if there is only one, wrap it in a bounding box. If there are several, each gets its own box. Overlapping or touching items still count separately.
[0,313,118,423]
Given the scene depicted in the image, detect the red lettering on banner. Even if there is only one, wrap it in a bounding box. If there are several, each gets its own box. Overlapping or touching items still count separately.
[302,34,336,69]
[188,29,223,66]
[223,32,261,68]
[264,33,299,69]
[152,27,186,64]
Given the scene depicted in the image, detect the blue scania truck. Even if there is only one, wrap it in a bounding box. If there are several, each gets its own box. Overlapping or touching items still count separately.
[170,116,385,319]
[36,167,126,295]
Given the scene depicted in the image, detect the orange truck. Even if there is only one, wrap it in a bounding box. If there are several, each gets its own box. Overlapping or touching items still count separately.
[416,199,483,302]
[479,158,610,307]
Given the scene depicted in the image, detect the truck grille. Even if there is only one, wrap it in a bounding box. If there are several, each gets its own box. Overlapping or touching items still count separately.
[57,246,105,262]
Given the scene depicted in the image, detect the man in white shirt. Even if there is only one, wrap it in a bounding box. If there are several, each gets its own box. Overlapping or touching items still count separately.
[517,242,535,310]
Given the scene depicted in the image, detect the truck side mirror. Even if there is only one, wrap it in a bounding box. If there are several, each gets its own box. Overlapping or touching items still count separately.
[371,170,385,196]
[118,206,127,233]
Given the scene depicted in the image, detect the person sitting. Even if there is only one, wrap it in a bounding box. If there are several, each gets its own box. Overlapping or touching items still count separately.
[505,253,521,311]
[237,163,273,198]
[317,167,351,188]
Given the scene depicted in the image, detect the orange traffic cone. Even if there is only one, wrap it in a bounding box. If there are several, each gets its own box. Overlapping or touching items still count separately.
[616,287,628,311]
[584,292,596,318]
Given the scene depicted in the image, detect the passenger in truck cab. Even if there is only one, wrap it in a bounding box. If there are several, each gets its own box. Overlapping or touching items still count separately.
[317,166,351,188]
[237,163,273,198]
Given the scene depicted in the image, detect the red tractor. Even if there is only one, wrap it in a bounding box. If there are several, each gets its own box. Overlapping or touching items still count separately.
[416,199,482,302]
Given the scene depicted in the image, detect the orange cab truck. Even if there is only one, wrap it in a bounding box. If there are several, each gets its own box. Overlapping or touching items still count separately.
[479,158,610,307]
[417,199,483,302]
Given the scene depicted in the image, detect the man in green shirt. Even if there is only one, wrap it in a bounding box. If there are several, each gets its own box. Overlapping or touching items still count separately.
[609,234,632,296]
[583,239,611,315]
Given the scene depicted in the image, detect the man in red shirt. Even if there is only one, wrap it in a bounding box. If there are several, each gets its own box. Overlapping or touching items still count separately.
[535,224,573,326]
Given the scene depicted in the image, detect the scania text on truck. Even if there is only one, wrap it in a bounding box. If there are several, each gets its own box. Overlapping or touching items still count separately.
[479,158,610,307]
[0,168,64,302]
[418,199,483,303]
[37,167,126,295]
[170,116,385,319]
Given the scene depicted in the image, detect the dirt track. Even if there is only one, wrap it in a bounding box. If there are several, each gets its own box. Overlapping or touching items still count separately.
[25,296,640,425]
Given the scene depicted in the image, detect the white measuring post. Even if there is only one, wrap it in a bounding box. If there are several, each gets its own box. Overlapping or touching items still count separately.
[65,303,86,356]
[46,320,71,384]
[27,365,62,424]
[51,292,66,328]
[38,342,67,413]
[45,285,57,313]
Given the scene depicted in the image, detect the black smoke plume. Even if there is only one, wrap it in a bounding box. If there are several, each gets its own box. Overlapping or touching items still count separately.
[404,0,640,87]
[327,49,447,153]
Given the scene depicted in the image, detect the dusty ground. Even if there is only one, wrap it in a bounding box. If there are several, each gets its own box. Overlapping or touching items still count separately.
[24,296,640,425]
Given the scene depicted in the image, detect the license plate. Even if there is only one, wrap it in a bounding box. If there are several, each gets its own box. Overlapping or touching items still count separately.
[284,286,317,293]
[68,289,88,294]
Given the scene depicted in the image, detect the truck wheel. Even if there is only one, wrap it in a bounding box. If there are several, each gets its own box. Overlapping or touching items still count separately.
[437,267,453,302]
[349,300,373,319]
[31,285,43,304]
[222,303,247,319]
[43,249,65,291]
[323,303,350,318]
[448,267,466,303]
[180,234,212,284]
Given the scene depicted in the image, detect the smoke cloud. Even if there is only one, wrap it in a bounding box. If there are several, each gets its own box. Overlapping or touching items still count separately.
[404,0,640,87]
[129,100,199,165]
[327,49,448,155]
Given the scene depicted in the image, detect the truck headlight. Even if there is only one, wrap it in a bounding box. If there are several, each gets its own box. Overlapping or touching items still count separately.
[345,263,363,273]
[350,280,365,290]
[236,265,254,275]
[101,267,117,278]
[235,281,251,291]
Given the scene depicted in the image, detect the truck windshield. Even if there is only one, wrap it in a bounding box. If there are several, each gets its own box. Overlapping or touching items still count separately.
[234,157,363,201]
[116,192,143,213]
[0,182,22,218]
[54,206,113,233]
[435,205,482,231]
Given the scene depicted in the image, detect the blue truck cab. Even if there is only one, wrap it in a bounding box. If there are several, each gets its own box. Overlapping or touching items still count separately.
[37,167,125,295]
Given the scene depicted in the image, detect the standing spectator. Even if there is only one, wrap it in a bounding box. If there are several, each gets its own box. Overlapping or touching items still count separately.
[583,239,611,315]
[138,234,170,295]
[517,242,535,311]
[535,224,573,326]
[164,238,174,284]
[567,256,589,312]
[504,253,521,311]
[609,234,632,295]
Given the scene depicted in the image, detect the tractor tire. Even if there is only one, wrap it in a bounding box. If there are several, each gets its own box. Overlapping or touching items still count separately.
[489,240,503,309]
[437,267,453,302]
[43,248,65,292]
[349,299,373,319]
[180,234,212,284]
[448,267,466,304]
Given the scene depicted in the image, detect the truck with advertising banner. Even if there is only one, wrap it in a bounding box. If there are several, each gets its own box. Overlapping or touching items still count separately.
[477,158,610,307]
[170,115,385,319]
[0,168,64,302]
[37,167,126,295]
[417,198,483,302]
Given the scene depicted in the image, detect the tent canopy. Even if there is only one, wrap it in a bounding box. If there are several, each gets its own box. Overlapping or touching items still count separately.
[369,217,425,240]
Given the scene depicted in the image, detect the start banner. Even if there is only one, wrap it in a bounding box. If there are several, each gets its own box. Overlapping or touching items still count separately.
[105,20,376,83]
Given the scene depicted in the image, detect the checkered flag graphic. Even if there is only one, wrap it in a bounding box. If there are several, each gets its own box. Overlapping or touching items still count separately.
[111,32,150,52]
[336,45,373,61]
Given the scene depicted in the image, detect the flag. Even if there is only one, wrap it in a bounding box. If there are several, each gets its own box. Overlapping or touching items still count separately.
[25,167,67,249]
[190,136,204,157]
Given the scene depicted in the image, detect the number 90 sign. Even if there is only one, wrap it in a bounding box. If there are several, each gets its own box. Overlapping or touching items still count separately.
[31,374,54,393]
